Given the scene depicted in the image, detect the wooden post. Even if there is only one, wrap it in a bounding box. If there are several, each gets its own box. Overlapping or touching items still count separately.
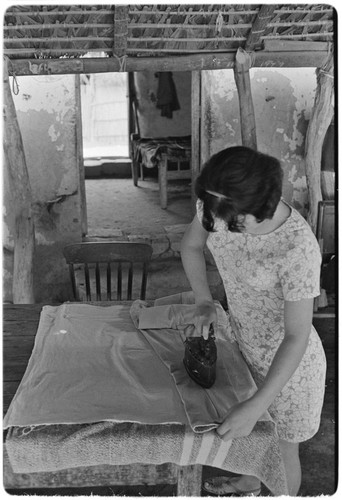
[158,157,168,209]
[304,49,334,232]
[176,464,202,496]
[3,58,35,303]
[75,74,88,237]
[191,71,201,214]
[234,47,257,150]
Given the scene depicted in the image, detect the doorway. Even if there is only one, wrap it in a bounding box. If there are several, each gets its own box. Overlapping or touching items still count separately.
[79,71,193,238]
[80,72,129,160]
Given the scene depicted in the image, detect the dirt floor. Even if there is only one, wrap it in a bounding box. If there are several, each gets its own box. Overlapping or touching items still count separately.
[85,176,193,236]
[14,176,335,497]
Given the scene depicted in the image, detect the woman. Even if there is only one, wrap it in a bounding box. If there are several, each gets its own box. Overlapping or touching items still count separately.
[180,146,326,496]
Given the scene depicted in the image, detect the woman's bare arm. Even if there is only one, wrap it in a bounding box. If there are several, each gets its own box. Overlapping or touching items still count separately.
[181,216,216,337]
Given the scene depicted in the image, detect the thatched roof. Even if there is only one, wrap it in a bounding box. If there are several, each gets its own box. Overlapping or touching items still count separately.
[4,4,335,60]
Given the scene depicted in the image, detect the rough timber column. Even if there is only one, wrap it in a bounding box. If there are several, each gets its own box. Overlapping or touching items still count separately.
[234,47,257,150]
[233,5,276,151]
[3,58,35,303]
[304,49,334,232]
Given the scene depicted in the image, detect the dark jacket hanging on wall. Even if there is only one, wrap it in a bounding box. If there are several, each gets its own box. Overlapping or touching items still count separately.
[155,72,180,119]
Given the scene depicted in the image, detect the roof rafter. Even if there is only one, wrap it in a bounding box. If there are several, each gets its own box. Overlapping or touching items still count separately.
[113,5,128,58]
[245,4,276,51]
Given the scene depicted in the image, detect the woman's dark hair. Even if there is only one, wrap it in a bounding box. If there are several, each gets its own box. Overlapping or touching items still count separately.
[195,146,283,232]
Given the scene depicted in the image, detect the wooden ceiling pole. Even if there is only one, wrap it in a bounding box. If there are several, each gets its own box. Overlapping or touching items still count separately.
[245,5,276,51]
[7,46,331,76]
[304,48,334,232]
[113,5,128,60]
[233,5,276,150]
[3,58,35,303]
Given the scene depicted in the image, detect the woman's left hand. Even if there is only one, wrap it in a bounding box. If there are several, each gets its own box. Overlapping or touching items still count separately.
[216,399,264,441]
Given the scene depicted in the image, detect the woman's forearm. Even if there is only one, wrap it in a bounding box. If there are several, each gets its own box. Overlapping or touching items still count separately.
[181,220,217,337]
[181,242,213,303]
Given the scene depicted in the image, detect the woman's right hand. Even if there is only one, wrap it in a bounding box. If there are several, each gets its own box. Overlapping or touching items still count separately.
[193,300,217,339]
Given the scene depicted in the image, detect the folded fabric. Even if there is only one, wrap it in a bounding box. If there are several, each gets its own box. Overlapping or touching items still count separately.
[135,290,235,342]
[154,290,196,305]
[5,420,288,495]
[136,303,229,340]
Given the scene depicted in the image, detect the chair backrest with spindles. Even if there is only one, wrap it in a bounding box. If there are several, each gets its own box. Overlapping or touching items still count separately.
[63,242,153,301]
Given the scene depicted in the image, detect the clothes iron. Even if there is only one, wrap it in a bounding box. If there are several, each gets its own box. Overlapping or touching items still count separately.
[183,323,217,389]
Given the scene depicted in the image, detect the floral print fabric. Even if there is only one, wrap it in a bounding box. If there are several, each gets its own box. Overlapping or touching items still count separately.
[197,200,327,442]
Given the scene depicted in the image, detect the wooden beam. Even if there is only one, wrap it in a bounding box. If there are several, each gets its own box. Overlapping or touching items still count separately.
[3,58,35,303]
[234,48,257,150]
[304,49,334,232]
[263,40,331,52]
[7,47,331,76]
[113,5,128,58]
[245,4,276,51]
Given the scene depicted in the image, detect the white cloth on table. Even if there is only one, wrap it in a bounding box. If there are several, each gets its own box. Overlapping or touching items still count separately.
[3,303,188,429]
[4,299,269,433]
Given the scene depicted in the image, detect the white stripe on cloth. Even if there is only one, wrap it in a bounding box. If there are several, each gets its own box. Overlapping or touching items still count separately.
[211,437,233,468]
[195,432,216,464]
[179,429,195,465]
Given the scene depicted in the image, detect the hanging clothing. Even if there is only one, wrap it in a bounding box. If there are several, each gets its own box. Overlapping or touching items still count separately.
[155,71,180,118]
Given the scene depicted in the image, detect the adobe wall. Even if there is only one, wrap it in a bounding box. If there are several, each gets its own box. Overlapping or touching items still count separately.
[201,67,317,215]
[133,71,191,138]
[3,75,82,303]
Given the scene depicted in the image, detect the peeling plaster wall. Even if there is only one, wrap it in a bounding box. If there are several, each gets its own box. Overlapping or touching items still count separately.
[3,75,82,303]
[201,67,317,214]
[134,71,191,138]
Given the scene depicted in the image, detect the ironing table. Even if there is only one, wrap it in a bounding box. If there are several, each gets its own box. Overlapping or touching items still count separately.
[3,302,287,495]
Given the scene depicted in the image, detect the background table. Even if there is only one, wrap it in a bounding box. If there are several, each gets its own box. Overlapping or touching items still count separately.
[130,135,192,208]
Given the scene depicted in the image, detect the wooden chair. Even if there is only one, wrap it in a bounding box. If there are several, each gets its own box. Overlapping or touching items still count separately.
[316,200,335,263]
[63,242,153,301]
[314,200,335,311]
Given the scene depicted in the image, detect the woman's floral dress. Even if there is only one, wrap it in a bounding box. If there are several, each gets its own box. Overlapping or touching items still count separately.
[197,200,327,442]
